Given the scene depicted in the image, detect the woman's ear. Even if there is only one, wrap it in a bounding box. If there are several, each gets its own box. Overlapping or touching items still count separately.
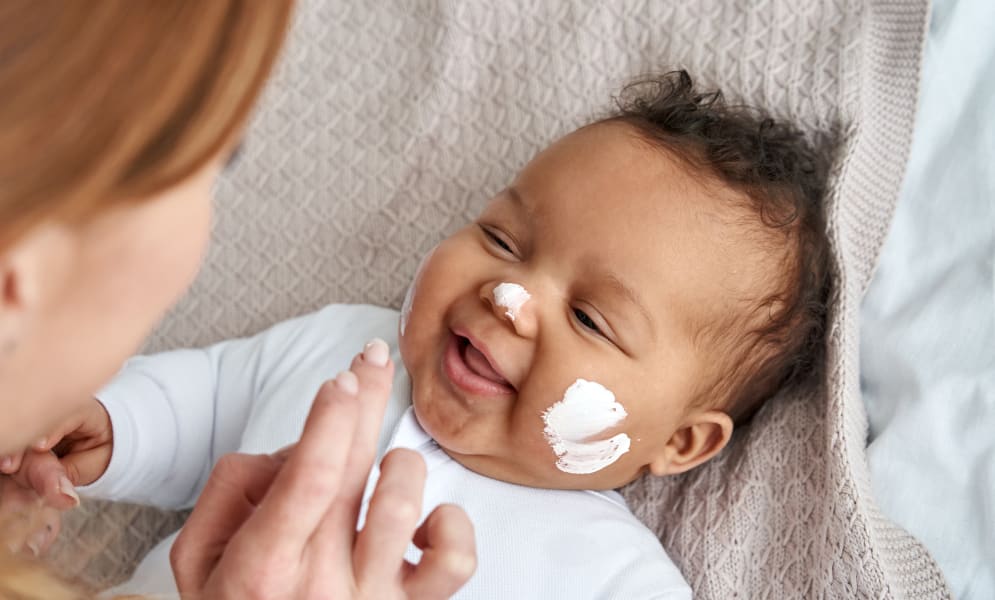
[0,251,33,352]
[0,274,18,354]
[0,226,73,352]
[648,410,734,476]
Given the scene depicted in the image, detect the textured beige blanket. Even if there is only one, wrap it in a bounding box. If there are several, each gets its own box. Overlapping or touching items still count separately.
[51,1,950,597]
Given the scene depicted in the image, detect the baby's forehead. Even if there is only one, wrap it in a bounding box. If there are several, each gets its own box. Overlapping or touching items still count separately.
[520,124,772,277]
[516,121,753,224]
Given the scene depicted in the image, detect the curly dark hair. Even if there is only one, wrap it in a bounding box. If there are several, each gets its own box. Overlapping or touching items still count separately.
[603,70,831,425]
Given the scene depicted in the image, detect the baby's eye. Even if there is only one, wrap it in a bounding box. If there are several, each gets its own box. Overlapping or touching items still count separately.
[573,308,604,336]
[481,226,514,254]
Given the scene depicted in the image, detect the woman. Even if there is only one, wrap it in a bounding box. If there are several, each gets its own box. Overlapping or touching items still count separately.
[0,2,475,598]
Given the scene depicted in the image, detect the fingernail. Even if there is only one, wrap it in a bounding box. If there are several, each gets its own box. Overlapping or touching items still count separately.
[58,475,80,507]
[0,456,12,472]
[25,538,41,557]
[33,437,47,450]
[363,338,390,367]
[335,370,359,395]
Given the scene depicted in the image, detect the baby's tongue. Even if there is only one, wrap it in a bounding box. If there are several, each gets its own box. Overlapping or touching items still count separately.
[462,342,507,384]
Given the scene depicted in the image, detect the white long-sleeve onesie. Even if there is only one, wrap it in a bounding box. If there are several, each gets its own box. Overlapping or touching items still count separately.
[83,304,691,599]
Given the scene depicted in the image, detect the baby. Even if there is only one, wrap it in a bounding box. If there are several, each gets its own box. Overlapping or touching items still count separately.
[81,71,830,598]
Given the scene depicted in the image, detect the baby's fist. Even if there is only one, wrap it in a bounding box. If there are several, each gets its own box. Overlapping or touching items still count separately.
[6,400,113,510]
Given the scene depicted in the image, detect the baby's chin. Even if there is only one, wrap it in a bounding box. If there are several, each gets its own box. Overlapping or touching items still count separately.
[408,397,474,455]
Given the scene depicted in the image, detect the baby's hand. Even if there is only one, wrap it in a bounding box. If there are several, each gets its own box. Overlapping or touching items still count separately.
[0,399,113,510]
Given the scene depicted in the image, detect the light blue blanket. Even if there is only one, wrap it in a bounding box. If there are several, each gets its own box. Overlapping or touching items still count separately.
[862,1,995,597]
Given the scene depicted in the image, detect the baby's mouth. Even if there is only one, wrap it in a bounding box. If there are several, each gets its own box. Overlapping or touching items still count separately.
[442,333,515,396]
[459,336,509,386]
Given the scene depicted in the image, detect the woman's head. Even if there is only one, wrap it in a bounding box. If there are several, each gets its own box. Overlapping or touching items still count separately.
[0,1,294,454]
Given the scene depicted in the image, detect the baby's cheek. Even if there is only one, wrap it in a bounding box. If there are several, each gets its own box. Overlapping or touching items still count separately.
[399,245,437,338]
[540,378,632,476]
[506,397,556,458]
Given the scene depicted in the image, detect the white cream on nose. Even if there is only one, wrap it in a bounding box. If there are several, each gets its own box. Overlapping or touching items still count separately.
[542,379,631,475]
[492,282,531,322]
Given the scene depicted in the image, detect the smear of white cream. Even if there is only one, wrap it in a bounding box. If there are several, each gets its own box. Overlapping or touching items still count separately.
[542,379,631,475]
[400,247,435,336]
[493,282,531,322]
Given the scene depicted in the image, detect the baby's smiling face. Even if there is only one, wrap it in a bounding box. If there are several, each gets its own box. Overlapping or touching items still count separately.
[399,121,770,490]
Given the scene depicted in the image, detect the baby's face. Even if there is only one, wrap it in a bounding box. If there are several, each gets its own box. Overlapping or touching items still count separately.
[400,122,760,490]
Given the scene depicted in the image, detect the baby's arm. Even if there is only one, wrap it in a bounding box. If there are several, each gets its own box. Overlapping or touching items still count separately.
[81,344,252,509]
[81,304,363,509]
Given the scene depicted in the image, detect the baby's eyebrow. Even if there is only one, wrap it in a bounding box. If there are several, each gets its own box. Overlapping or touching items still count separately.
[601,273,654,333]
[506,186,536,219]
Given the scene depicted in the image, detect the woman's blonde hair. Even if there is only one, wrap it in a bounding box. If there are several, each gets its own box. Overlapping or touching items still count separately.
[0,0,294,249]
[0,0,293,596]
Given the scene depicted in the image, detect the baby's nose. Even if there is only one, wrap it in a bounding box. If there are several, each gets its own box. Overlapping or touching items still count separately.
[481,281,537,338]
[492,282,531,323]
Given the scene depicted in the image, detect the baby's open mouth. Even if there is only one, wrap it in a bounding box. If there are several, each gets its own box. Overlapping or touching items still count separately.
[443,332,515,396]
[459,335,508,384]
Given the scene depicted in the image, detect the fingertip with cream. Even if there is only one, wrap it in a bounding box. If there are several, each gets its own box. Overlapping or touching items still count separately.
[363,337,390,367]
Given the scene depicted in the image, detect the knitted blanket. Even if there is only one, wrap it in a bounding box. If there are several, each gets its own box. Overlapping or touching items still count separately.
[51,1,950,597]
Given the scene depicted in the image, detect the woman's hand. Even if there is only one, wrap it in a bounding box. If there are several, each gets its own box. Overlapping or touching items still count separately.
[170,338,477,599]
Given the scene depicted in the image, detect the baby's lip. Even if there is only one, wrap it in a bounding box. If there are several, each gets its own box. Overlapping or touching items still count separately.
[451,327,517,392]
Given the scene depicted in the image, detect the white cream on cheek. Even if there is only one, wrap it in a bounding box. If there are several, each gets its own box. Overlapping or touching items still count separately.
[400,247,435,336]
[542,379,631,475]
[400,283,414,336]
[492,282,530,321]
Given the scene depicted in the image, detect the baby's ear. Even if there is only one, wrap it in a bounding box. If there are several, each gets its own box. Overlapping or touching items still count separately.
[648,410,733,477]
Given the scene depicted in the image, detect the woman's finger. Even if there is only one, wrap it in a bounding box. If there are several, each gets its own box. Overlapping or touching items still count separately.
[348,448,426,590]
[238,373,362,556]
[340,340,395,501]
[404,503,477,600]
[170,452,283,594]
